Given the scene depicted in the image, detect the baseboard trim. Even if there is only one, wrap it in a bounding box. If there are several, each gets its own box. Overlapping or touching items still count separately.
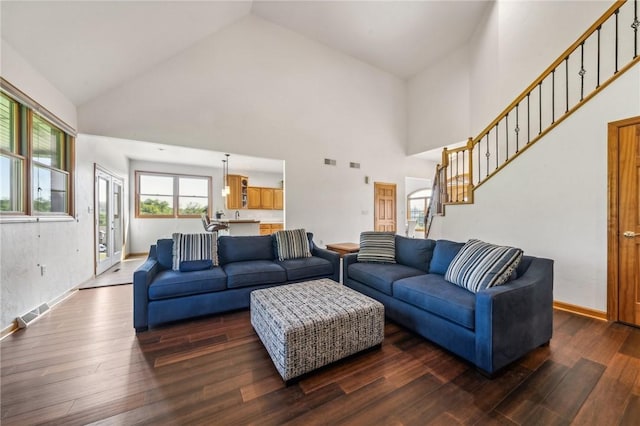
[126,252,148,259]
[553,301,607,321]
[0,287,78,341]
[1,321,19,340]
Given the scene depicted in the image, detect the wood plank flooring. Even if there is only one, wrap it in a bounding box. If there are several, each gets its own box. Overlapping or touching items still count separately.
[1,284,639,425]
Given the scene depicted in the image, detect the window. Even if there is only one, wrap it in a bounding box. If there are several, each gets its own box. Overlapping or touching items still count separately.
[136,171,211,218]
[407,189,432,231]
[0,90,74,216]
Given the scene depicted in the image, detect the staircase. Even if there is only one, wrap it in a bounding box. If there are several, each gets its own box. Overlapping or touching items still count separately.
[426,0,640,237]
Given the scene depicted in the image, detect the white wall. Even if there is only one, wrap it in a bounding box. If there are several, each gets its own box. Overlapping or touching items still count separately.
[408,45,471,153]
[78,15,433,247]
[0,40,81,330]
[429,65,640,312]
[408,1,613,154]
[129,160,284,253]
[1,39,77,129]
[469,0,611,133]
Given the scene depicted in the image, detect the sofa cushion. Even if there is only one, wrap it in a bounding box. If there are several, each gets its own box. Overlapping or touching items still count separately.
[218,235,275,265]
[394,274,476,330]
[277,256,334,281]
[445,239,523,293]
[395,236,436,272]
[274,228,312,261]
[172,233,218,271]
[429,240,464,275]
[348,262,424,295]
[156,238,174,270]
[358,231,396,263]
[223,260,287,289]
[148,267,227,300]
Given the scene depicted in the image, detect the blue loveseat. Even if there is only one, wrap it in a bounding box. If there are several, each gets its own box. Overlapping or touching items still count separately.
[343,236,554,375]
[133,233,339,332]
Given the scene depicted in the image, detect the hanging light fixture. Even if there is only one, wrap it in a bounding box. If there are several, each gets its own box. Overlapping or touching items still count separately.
[221,159,227,197]
[224,153,231,196]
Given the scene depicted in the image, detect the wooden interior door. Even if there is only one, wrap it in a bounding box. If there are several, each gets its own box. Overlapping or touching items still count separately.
[609,117,640,327]
[374,182,396,232]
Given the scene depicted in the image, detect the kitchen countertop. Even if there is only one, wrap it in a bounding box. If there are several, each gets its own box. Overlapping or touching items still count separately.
[217,219,260,224]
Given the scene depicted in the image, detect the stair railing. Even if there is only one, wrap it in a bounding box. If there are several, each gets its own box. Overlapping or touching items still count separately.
[440,0,639,205]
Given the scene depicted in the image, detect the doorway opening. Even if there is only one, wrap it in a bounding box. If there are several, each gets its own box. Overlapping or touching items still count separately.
[95,165,124,276]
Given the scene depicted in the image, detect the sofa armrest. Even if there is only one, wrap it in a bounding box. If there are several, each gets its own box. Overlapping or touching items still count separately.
[133,256,160,332]
[342,253,359,282]
[475,257,554,374]
[312,246,340,282]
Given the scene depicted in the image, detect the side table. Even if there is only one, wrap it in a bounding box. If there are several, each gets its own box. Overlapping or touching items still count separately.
[325,242,360,258]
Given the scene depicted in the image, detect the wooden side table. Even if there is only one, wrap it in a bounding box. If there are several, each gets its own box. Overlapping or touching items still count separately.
[325,242,360,258]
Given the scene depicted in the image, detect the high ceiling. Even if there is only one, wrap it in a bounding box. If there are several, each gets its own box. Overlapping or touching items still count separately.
[1,1,491,107]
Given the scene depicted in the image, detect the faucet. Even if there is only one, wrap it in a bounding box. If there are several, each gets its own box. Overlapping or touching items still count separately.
[235,210,240,220]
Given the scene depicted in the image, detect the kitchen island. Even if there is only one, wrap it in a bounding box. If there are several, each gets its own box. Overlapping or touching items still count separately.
[217,219,261,236]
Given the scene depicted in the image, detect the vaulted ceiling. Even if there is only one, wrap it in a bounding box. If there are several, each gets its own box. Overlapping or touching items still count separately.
[1,1,491,107]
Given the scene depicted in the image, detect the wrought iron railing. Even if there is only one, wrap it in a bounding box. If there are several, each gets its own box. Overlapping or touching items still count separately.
[436,0,639,210]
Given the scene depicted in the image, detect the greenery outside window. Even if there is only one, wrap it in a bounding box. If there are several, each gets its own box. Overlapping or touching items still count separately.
[0,89,74,216]
[136,171,211,218]
[407,189,432,232]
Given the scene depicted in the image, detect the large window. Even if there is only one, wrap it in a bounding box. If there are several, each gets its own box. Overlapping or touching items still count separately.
[407,188,432,232]
[0,91,74,216]
[136,171,211,218]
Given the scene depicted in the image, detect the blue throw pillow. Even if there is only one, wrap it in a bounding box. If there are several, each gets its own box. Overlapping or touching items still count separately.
[395,236,436,272]
[429,240,464,275]
[156,238,174,270]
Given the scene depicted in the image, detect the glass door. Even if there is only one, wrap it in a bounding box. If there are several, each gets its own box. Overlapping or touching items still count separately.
[95,165,124,275]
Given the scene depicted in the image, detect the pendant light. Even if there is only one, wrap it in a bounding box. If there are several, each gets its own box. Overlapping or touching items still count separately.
[221,159,227,197]
[224,153,231,196]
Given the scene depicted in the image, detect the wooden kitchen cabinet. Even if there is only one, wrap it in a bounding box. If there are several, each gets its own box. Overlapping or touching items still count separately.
[260,223,284,235]
[226,175,248,209]
[260,188,274,209]
[274,189,284,210]
[248,186,281,209]
[247,187,261,209]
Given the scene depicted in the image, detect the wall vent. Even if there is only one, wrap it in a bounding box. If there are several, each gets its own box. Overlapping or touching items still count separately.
[349,162,361,169]
[324,158,337,166]
[16,303,50,329]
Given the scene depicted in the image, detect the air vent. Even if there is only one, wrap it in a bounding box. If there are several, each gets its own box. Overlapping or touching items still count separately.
[16,303,50,329]
[349,162,361,169]
[324,158,337,166]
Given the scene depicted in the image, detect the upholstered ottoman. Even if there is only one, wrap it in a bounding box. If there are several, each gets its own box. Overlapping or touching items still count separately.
[250,278,384,382]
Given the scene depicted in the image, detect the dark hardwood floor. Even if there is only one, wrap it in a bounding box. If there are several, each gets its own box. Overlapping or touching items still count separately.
[1,284,639,425]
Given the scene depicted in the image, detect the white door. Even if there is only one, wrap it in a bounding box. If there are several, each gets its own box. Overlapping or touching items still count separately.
[95,165,124,275]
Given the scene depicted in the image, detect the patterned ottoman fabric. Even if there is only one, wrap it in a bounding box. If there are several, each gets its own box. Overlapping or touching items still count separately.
[250,278,385,382]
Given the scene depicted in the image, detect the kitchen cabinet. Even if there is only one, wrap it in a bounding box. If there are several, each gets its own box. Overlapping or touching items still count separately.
[248,186,283,210]
[247,187,261,209]
[260,223,284,235]
[226,175,248,209]
[261,188,274,209]
[274,189,284,210]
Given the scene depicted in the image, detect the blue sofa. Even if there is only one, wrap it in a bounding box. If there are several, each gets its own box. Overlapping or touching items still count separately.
[343,236,554,375]
[133,233,339,332]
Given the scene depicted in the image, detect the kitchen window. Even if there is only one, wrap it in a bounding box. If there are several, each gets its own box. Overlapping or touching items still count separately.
[1,88,74,217]
[136,171,211,218]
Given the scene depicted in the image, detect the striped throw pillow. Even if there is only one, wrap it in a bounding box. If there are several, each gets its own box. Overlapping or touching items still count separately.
[275,229,312,261]
[357,232,396,264]
[444,239,522,293]
[172,232,218,271]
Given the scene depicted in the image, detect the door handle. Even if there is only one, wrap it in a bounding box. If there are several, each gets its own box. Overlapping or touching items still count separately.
[623,231,640,238]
